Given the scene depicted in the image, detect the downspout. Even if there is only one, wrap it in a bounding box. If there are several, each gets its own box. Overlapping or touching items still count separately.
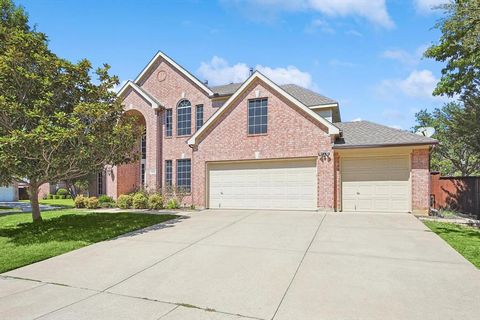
[188,142,195,208]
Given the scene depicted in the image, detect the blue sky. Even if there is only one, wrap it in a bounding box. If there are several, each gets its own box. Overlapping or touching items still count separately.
[17,0,451,129]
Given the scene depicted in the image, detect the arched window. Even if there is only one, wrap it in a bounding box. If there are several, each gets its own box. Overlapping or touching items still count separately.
[177,99,192,136]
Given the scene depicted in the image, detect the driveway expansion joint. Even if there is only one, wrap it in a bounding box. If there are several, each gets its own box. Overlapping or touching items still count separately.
[271,213,327,320]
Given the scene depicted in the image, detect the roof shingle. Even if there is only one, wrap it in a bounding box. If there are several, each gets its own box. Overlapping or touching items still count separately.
[333,121,437,148]
[209,83,337,106]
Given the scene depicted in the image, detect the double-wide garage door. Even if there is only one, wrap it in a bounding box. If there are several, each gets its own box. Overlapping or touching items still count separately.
[208,159,317,210]
[342,155,410,212]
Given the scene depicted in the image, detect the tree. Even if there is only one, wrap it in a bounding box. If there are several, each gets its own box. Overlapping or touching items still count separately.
[65,175,91,199]
[424,0,480,97]
[0,0,142,221]
[415,101,480,176]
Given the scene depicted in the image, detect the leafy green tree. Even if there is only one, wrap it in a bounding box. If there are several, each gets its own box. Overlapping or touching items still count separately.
[0,0,142,221]
[415,101,480,176]
[424,0,480,97]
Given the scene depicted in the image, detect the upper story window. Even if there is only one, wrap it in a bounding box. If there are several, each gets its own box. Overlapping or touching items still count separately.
[196,104,204,131]
[165,109,172,137]
[177,99,192,136]
[248,98,268,135]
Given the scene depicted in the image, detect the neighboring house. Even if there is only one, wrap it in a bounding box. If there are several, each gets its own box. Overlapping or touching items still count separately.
[101,51,436,214]
[37,179,97,199]
[0,183,18,202]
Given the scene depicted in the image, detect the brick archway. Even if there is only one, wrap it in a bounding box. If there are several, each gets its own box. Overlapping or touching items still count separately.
[116,109,147,196]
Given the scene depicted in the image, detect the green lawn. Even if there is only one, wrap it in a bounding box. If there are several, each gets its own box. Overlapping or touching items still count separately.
[424,221,480,268]
[20,198,75,208]
[0,206,13,211]
[0,210,176,273]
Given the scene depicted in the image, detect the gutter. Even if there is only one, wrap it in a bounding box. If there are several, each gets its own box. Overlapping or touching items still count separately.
[333,141,439,149]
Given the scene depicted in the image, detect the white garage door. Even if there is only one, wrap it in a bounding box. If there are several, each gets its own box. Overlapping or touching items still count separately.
[208,159,317,210]
[342,156,410,212]
[0,186,15,202]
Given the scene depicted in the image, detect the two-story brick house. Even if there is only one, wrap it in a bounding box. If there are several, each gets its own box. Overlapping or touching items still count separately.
[98,51,436,214]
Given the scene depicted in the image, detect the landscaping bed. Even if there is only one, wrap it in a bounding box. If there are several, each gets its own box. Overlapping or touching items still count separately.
[423,220,480,268]
[0,210,176,273]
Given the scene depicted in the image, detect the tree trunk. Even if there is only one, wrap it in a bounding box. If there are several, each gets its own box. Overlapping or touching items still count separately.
[66,180,77,199]
[28,184,42,222]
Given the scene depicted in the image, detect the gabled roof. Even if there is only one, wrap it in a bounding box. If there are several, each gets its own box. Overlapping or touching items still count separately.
[280,84,338,106]
[188,71,340,146]
[210,83,338,106]
[117,81,162,109]
[134,51,214,96]
[333,121,437,149]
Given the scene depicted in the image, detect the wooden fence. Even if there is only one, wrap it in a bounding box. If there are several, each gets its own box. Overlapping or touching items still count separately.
[430,172,480,218]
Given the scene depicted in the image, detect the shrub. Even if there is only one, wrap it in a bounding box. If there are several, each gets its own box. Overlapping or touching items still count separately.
[74,195,86,208]
[56,188,69,196]
[117,194,132,209]
[98,195,114,204]
[148,194,164,210]
[53,195,60,199]
[47,194,53,199]
[85,197,99,209]
[132,193,148,209]
[99,201,114,208]
[59,195,66,199]
[166,198,180,209]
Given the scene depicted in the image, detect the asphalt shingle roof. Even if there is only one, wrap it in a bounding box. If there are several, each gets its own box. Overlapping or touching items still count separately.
[209,83,337,106]
[333,121,437,148]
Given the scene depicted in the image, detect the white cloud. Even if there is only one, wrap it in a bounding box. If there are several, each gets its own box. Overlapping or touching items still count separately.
[305,18,335,34]
[197,56,314,89]
[377,69,442,100]
[414,0,448,13]
[381,45,429,66]
[345,29,363,37]
[397,69,438,98]
[351,117,362,122]
[382,49,418,66]
[257,65,313,88]
[197,56,250,85]
[225,0,394,28]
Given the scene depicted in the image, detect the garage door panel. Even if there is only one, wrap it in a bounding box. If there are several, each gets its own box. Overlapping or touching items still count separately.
[208,159,317,210]
[357,198,374,211]
[342,156,410,212]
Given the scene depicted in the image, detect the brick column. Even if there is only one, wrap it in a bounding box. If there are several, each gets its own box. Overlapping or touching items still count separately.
[411,148,430,215]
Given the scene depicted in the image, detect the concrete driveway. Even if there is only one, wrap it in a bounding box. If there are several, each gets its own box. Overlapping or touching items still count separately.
[1,210,479,320]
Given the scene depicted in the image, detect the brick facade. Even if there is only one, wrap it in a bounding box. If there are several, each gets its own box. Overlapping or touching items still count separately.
[411,148,430,214]
[103,52,433,213]
[190,80,334,210]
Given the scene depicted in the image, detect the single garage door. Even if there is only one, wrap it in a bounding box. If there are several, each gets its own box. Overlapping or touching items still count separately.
[0,185,15,202]
[342,156,410,212]
[208,159,317,210]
